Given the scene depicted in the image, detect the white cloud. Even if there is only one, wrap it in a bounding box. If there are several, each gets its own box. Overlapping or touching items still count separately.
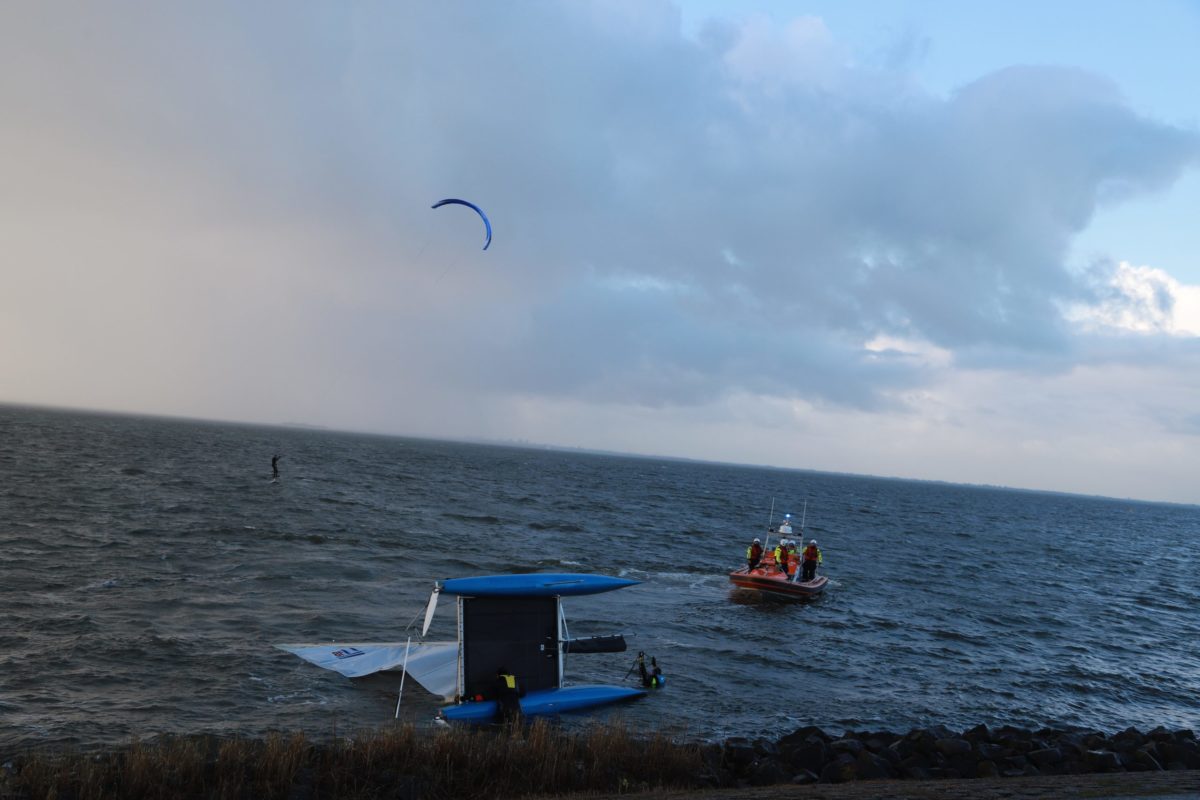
[1069,261,1200,336]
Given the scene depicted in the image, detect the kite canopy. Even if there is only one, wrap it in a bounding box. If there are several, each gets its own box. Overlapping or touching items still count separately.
[432,198,492,250]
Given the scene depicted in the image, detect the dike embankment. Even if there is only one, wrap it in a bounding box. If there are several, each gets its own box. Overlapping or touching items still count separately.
[2,721,1198,799]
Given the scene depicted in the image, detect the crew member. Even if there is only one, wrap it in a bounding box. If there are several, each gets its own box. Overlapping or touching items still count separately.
[648,656,664,688]
[493,667,524,724]
[774,540,791,577]
[787,539,800,578]
[271,454,281,480]
[746,538,763,571]
[801,539,822,582]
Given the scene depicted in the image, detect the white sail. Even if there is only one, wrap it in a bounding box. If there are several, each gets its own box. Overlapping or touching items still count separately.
[276,641,459,699]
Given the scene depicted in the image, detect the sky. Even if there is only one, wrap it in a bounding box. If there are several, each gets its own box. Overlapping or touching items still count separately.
[1,1,1199,504]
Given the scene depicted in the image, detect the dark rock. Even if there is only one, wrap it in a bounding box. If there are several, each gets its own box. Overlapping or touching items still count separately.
[1117,750,1143,771]
[778,725,829,749]
[904,765,932,780]
[723,738,756,770]
[752,738,779,758]
[889,737,916,759]
[830,738,864,756]
[999,755,1030,774]
[855,750,895,780]
[1138,742,1163,763]
[790,769,819,785]
[995,727,1034,752]
[1135,748,1163,771]
[818,754,857,784]
[934,738,972,757]
[1110,734,1141,753]
[1028,747,1063,768]
[1058,733,1089,757]
[1159,739,1200,769]
[1083,749,1121,773]
[977,742,1007,761]
[864,735,893,753]
[1149,726,1174,742]
[977,759,999,778]
[783,740,828,776]
[924,724,955,741]
[962,723,991,743]
[698,744,735,787]
[878,746,903,770]
[947,755,979,779]
[747,758,790,786]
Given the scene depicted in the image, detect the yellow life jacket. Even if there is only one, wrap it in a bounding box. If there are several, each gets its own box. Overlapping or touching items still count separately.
[502,674,516,689]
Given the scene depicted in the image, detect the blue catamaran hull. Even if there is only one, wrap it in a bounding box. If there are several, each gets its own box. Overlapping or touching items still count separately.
[440,573,639,597]
[440,685,646,723]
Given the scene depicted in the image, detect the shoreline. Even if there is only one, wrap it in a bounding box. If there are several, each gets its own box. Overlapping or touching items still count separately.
[2,721,1198,799]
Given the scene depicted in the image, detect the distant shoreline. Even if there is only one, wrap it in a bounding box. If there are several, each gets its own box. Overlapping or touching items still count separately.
[2,400,1195,508]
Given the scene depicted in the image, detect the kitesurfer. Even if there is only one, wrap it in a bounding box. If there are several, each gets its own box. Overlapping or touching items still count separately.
[493,667,524,724]
[746,538,763,571]
[801,539,822,582]
[271,454,281,480]
[775,540,791,577]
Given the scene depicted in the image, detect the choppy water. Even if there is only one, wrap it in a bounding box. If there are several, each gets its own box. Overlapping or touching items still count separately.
[2,404,1198,751]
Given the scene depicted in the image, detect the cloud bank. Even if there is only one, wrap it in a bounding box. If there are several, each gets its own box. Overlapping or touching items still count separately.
[1,1,1198,501]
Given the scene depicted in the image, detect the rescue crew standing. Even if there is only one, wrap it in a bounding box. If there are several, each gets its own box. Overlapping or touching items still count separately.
[746,538,763,571]
[774,540,791,577]
[801,539,822,582]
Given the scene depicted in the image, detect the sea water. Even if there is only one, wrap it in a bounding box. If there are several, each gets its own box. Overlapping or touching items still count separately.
[2,404,1198,749]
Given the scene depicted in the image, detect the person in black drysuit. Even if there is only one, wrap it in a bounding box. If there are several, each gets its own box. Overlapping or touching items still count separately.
[271,454,281,480]
[493,667,524,724]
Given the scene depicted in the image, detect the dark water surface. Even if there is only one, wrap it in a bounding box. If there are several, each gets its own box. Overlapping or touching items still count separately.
[2,405,1198,750]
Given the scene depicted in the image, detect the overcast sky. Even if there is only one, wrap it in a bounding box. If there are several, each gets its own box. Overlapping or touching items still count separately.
[2,1,1199,503]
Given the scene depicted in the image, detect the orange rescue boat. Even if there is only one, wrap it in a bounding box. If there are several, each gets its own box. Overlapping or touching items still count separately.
[728,550,828,599]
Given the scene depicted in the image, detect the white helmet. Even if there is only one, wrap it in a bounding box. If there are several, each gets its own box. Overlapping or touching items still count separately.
[809,539,817,546]
[753,537,760,543]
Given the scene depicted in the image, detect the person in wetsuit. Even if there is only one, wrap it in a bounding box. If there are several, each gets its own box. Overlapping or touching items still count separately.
[493,667,524,723]
[271,454,281,480]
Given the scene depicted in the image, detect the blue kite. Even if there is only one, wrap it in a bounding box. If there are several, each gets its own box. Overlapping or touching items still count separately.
[431,198,492,250]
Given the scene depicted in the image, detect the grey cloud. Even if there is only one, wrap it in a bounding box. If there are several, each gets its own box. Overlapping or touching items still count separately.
[2,2,1198,417]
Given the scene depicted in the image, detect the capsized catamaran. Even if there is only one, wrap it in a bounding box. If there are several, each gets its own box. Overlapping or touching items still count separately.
[276,572,646,722]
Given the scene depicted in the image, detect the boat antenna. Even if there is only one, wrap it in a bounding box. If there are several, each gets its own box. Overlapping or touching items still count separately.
[800,499,807,531]
[763,497,775,552]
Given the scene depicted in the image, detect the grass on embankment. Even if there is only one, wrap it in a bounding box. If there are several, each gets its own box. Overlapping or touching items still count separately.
[0,720,706,800]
